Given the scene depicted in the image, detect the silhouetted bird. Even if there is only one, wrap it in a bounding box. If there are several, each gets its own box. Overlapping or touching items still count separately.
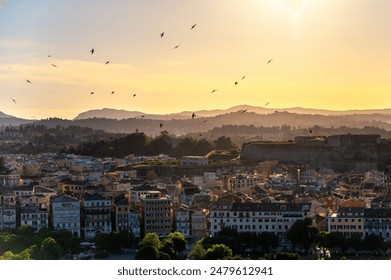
[26,79,31,84]
[203,120,207,123]
[235,81,238,85]
[12,98,16,104]
[90,48,94,54]
[160,32,164,38]
[211,89,217,93]
[192,113,196,119]
[241,109,248,114]
[48,55,51,57]
[111,91,114,94]
[160,123,164,128]
[105,61,110,64]
[141,115,145,118]
[90,91,94,95]
[191,24,196,30]
[133,94,136,97]
[265,102,269,106]
[51,64,57,68]
[173,45,180,49]
[267,59,273,64]
[309,128,313,135]
[242,75,246,80]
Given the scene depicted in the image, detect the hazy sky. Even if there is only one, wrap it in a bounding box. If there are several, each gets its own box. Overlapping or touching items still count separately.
[1,0,391,119]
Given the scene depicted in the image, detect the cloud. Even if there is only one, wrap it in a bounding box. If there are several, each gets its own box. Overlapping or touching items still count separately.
[0,1,8,9]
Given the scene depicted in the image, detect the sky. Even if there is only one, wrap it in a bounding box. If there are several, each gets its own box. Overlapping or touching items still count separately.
[1,0,391,120]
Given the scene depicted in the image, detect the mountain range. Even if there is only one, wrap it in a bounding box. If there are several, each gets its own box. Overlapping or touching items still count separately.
[1,105,391,136]
[73,105,391,120]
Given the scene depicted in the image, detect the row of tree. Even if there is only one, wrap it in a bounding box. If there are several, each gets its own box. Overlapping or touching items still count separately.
[135,232,188,260]
[0,225,81,260]
[66,132,237,159]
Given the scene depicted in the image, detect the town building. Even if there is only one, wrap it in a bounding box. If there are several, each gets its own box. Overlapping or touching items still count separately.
[82,192,112,239]
[51,194,81,237]
[140,191,173,237]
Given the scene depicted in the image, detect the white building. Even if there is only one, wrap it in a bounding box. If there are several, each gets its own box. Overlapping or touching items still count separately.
[210,202,314,242]
[51,194,81,237]
[175,205,190,238]
[181,156,208,166]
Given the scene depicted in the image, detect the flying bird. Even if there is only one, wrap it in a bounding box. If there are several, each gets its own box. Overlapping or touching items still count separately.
[48,55,51,57]
[265,102,269,107]
[309,128,313,135]
[12,98,16,104]
[173,44,180,49]
[90,91,94,95]
[192,113,196,119]
[105,61,110,64]
[242,75,246,80]
[191,24,196,30]
[241,109,248,114]
[235,81,238,85]
[90,48,94,54]
[160,123,164,128]
[26,79,31,84]
[267,59,273,64]
[211,89,217,93]
[160,32,164,38]
[51,64,57,68]
[203,120,207,123]
[133,94,136,97]
[141,115,145,118]
[111,91,114,94]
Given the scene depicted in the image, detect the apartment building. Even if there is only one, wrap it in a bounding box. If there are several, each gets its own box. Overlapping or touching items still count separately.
[328,199,365,239]
[82,192,112,239]
[51,194,81,237]
[364,208,391,241]
[210,201,314,240]
[175,204,190,238]
[140,191,173,237]
[20,194,50,232]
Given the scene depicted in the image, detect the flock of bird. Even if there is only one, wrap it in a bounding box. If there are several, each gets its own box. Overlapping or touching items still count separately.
[17,22,278,132]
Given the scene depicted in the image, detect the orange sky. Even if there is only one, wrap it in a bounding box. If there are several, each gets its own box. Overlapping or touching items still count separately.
[1,0,391,119]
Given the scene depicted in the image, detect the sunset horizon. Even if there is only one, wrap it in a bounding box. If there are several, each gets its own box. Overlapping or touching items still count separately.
[1,0,391,120]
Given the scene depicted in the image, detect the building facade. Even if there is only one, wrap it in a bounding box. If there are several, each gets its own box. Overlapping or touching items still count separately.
[51,194,81,237]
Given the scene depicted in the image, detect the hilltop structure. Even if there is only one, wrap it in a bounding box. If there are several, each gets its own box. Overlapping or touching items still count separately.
[240,134,391,172]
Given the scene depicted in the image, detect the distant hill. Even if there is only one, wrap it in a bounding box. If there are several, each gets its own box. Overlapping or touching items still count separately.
[0,111,15,119]
[74,105,391,120]
[32,110,391,137]
[0,111,33,127]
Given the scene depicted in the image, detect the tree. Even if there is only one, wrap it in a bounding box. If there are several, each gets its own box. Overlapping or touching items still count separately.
[135,232,162,260]
[204,244,233,260]
[135,245,159,260]
[140,232,162,249]
[160,239,176,260]
[257,232,279,252]
[189,240,206,260]
[287,218,317,251]
[364,234,384,252]
[167,232,187,253]
[39,237,64,260]
[214,136,236,150]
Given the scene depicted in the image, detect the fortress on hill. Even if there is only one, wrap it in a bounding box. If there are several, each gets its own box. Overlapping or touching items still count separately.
[240,134,391,172]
